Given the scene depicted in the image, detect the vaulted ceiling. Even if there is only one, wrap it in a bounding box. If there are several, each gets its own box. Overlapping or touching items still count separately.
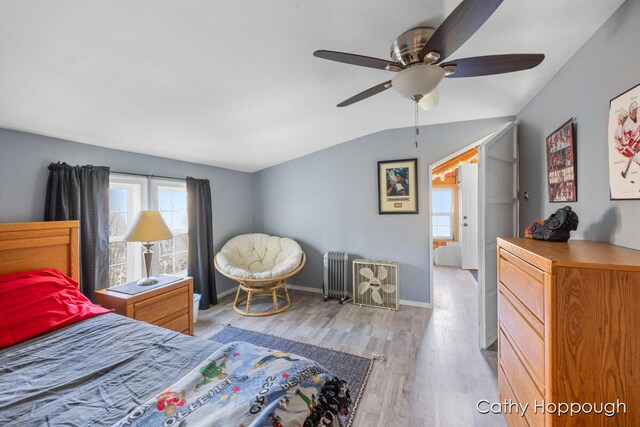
[0,0,626,172]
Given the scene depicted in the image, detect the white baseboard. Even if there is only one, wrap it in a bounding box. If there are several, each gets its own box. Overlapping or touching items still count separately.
[288,286,433,309]
[217,284,323,299]
[399,299,433,309]
[217,284,432,309]
[287,284,323,294]
[216,287,236,299]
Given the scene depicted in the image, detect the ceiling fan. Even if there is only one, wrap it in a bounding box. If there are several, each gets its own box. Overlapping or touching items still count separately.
[314,0,544,110]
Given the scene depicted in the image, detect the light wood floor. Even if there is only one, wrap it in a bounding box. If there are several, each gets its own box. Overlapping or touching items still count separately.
[194,266,506,426]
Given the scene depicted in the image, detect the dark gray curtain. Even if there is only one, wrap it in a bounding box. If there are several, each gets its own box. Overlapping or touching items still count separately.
[186,177,217,309]
[44,162,110,301]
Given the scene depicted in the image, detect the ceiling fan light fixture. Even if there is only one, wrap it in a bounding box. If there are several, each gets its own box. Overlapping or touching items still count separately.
[418,88,439,111]
[391,64,445,101]
[317,0,545,108]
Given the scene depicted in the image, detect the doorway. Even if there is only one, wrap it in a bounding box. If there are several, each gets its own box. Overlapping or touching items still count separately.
[428,122,518,349]
[431,147,479,274]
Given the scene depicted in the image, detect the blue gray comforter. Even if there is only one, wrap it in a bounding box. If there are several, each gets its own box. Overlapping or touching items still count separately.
[0,313,221,427]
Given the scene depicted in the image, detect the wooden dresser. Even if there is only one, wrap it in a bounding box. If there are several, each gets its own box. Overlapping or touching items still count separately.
[497,238,640,426]
[95,277,194,335]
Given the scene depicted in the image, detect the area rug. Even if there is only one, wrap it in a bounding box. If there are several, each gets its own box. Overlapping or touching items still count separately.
[210,325,382,426]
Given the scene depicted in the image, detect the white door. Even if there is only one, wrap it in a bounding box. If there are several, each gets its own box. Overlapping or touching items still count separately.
[478,122,518,349]
[459,164,479,270]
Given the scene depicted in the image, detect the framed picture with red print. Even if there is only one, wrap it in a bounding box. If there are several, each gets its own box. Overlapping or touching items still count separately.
[546,119,577,203]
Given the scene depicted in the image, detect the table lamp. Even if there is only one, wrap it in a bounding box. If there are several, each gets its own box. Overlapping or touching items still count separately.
[124,211,174,285]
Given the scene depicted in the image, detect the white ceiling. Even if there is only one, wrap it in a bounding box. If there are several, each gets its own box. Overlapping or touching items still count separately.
[0,0,625,172]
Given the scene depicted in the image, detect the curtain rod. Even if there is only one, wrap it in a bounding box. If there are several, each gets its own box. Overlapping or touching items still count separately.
[111,170,186,181]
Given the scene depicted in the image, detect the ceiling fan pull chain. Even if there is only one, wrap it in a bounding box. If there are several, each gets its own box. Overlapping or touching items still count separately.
[414,101,419,148]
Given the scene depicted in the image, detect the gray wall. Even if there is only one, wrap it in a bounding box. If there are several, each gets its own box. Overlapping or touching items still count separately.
[518,0,640,249]
[12,0,638,305]
[0,128,253,294]
[253,116,514,303]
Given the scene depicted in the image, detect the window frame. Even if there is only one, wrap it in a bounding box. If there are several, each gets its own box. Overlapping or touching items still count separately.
[108,174,149,286]
[108,174,190,287]
[150,178,189,277]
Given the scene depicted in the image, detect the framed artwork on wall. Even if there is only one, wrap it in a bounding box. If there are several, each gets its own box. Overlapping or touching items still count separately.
[546,119,577,203]
[608,83,640,200]
[378,158,418,214]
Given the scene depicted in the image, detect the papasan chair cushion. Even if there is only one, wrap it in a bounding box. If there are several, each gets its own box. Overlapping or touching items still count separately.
[215,233,303,281]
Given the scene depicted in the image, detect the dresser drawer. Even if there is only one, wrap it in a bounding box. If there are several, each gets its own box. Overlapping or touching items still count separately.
[499,329,544,427]
[156,308,190,333]
[499,249,546,322]
[498,365,529,427]
[134,286,190,324]
[499,285,544,388]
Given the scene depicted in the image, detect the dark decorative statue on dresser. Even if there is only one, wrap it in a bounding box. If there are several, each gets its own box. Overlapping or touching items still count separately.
[524,206,579,242]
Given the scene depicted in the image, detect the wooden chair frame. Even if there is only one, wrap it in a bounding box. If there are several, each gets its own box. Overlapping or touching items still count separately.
[214,252,306,317]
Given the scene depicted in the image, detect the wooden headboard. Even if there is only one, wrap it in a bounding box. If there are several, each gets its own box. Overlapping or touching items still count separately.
[0,221,79,281]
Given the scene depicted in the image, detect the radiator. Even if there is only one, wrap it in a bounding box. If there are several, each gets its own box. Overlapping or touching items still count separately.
[323,251,349,303]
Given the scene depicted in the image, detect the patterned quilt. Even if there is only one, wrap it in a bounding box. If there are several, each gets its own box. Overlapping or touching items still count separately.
[113,341,351,427]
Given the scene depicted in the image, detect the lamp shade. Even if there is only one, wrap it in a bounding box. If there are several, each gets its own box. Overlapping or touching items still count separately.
[124,211,174,242]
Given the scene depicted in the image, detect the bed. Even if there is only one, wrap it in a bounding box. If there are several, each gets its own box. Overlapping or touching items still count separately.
[0,221,350,427]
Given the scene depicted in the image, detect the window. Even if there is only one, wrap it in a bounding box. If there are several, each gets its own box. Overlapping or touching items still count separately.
[108,175,148,287]
[108,175,188,287]
[432,187,454,239]
[151,180,188,277]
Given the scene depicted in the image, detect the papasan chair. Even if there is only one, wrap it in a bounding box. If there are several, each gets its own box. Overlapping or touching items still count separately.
[214,233,305,316]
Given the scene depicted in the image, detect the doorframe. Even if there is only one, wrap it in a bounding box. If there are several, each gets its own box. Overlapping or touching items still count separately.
[477,122,518,349]
[427,132,495,307]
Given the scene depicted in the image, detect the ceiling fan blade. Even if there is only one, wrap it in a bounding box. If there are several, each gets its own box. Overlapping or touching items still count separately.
[442,54,545,78]
[314,50,405,71]
[419,0,503,63]
[337,80,393,107]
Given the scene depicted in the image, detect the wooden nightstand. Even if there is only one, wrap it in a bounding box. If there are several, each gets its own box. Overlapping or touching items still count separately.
[95,277,194,335]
